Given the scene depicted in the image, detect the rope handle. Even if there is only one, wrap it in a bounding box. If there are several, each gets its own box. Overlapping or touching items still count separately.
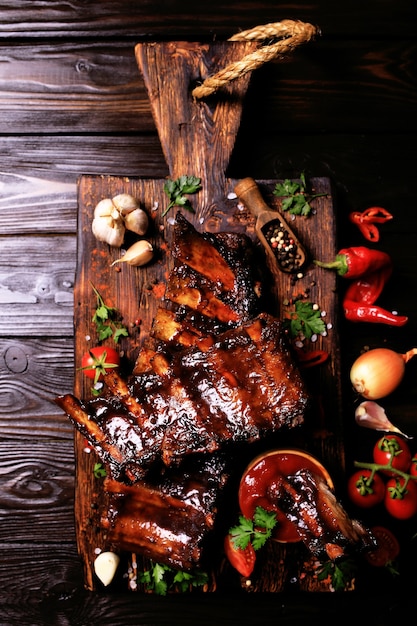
[192,19,319,99]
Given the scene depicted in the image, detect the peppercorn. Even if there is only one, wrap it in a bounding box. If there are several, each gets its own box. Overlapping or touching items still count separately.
[263,219,303,273]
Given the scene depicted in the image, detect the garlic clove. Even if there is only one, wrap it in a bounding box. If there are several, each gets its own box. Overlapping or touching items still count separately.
[92,214,125,247]
[355,400,412,439]
[123,207,149,236]
[112,193,139,216]
[111,239,154,267]
[94,551,120,586]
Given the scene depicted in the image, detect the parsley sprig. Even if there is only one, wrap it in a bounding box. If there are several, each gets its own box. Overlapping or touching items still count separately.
[137,561,209,595]
[273,172,327,216]
[91,283,128,343]
[316,558,357,592]
[162,175,202,217]
[229,506,277,551]
[283,299,326,341]
[93,462,107,479]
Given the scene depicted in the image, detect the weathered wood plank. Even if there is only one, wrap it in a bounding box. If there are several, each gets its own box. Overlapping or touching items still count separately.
[0,0,416,38]
[1,40,417,133]
[0,235,75,336]
[0,338,74,439]
[0,441,75,542]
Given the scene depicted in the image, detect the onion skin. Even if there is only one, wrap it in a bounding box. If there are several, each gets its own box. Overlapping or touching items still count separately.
[350,348,409,400]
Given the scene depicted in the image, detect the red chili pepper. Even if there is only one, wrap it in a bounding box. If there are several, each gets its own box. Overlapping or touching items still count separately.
[314,247,391,278]
[349,207,393,242]
[294,348,329,369]
[342,266,408,326]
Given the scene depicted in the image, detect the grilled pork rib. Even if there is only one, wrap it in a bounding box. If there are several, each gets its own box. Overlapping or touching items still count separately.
[56,215,310,572]
[268,469,376,560]
[56,314,308,482]
[101,453,230,571]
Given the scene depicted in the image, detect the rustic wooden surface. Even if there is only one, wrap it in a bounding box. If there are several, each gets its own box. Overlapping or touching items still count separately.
[1,1,417,623]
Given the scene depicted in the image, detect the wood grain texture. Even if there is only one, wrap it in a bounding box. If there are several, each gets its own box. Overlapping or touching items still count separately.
[0,235,76,337]
[1,0,417,621]
[2,40,417,134]
[0,441,75,541]
[0,338,74,439]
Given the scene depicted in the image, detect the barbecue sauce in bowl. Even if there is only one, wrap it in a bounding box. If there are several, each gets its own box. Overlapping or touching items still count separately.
[238,448,333,543]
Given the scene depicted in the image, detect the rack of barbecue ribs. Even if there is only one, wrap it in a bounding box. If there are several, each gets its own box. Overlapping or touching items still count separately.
[56,215,311,571]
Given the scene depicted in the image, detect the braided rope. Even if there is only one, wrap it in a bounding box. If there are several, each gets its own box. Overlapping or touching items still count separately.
[192,19,319,99]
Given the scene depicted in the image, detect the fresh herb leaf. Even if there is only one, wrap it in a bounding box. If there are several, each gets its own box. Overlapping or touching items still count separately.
[284,299,326,340]
[137,561,208,595]
[273,172,327,216]
[162,175,202,217]
[229,506,277,551]
[172,569,209,593]
[91,283,128,343]
[316,558,357,592]
[93,462,107,479]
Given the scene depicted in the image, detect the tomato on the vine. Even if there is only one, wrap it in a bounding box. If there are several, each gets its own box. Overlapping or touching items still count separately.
[347,469,385,508]
[372,435,412,475]
[224,535,256,577]
[410,455,417,477]
[384,476,417,520]
[81,346,120,383]
[365,526,400,567]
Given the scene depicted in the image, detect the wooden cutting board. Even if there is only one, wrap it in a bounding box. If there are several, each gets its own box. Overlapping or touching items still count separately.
[73,41,344,592]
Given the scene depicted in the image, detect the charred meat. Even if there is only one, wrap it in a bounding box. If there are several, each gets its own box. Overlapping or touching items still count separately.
[101,453,230,571]
[268,468,376,560]
[56,314,308,482]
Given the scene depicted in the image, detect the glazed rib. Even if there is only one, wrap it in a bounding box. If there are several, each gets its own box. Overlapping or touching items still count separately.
[57,314,308,481]
[268,469,376,560]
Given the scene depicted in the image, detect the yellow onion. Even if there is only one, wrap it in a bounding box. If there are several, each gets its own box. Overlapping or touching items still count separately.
[350,347,417,400]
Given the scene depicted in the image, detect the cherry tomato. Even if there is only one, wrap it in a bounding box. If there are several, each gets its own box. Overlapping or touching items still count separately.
[347,469,385,508]
[384,476,417,520]
[224,535,256,577]
[365,526,400,567]
[410,455,417,477]
[372,435,412,476]
[81,346,120,382]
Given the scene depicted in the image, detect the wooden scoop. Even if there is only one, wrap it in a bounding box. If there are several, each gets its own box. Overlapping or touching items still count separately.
[234,177,308,274]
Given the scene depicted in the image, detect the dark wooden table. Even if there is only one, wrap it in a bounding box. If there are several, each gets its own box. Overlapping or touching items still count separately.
[1,2,417,623]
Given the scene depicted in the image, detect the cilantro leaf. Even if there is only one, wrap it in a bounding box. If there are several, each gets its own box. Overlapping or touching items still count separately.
[229,506,277,552]
[284,300,326,340]
[162,175,202,217]
[316,558,357,592]
[91,283,128,343]
[273,172,327,216]
[137,561,208,595]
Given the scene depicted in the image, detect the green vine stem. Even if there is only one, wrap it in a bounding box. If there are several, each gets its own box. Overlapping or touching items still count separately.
[354,459,417,493]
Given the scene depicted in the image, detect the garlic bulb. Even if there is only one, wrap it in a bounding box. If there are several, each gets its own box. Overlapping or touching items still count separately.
[94,198,120,220]
[112,193,139,216]
[123,207,149,235]
[92,214,125,247]
[92,194,149,247]
[111,240,153,267]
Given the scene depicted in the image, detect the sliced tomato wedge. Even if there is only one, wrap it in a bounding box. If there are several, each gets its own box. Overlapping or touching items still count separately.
[365,526,400,567]
[224,535,256,577]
